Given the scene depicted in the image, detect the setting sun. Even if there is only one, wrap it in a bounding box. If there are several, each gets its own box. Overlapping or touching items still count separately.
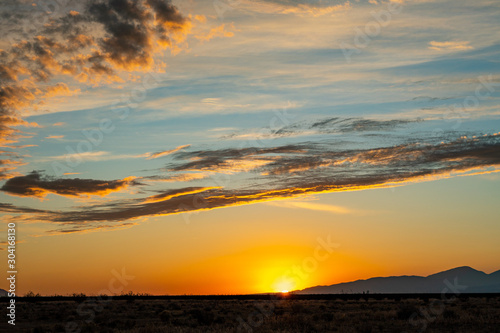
[273,277,296,294]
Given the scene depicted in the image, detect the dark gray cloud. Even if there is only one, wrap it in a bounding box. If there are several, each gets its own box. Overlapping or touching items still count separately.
[87,0,186,69]
[1,170,141,198]
[0,202,47,214]
[222,117,421,140]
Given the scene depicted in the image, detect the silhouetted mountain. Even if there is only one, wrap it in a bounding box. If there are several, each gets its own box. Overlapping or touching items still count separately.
[296,266,500,294]
[490,269,500,280]
[0,289,8,297]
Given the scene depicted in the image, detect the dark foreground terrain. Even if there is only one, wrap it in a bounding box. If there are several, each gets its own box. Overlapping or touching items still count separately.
[2,294,500,332]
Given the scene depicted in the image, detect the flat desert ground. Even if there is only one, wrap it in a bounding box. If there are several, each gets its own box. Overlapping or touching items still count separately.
[3,294,500,332]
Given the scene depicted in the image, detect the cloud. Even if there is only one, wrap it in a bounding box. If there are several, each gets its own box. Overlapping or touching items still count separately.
[429,41,474,51]
[142,187,219,204]
[142,172,208,182]
[221,117,421,140]
[194,15,206,23]
[266,201,352,214]
[384,44,500,76]
[45,135,64,140]
[239,0,352,16]
[43,221,138,236]
[167,145,305,173]
[44,151,109,161]
[0,239,25,251]
[0,85,38,147]
[195,23,235,42]
[276,2,352,16]
[5,130,500,233]
[43,83,81,98]
[86,0,190,70]
[0,171,140,198]
[0,202,47,214]
[40,151,152,163]
[146,144,191,159]
[0,0,191,175]
[0,158,26,180]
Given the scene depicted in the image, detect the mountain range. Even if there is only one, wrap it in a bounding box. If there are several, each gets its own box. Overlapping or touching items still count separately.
[2,267,499,296]
[295,266,500,294]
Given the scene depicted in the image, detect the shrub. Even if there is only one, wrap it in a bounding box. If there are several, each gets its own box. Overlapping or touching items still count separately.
[25,291,41,297]
[396,303,418,320]
[443,309,458,319]
[159,310,172,323]
[168,301,181,310]
[187,308,215,325]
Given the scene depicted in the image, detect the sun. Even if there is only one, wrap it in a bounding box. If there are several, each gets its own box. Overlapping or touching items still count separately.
[273,277,295,294]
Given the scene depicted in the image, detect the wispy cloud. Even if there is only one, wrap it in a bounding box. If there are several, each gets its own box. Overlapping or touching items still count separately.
[221,117,421,140]
[195,23,235,42]
[41,151,150,162]
[0,239,25,251]
[266,201,352,214]
[239,0,352,16]
[142,173,208,183]
[146,144,191,160]
[0,203,47,214]
[43,222,139,236]
[428,41,474,52]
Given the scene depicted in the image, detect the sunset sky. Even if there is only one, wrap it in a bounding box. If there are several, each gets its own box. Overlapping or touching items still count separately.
[1,0,499,295]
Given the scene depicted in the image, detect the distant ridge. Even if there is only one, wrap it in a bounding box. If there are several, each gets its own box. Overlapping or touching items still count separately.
[0,289,8,297]
[295,266,500,294]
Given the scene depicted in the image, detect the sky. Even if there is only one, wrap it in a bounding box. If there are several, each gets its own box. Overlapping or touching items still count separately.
[0,0,499,295]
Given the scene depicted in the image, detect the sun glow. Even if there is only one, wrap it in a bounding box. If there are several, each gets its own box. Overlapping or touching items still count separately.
[273,277,296,293]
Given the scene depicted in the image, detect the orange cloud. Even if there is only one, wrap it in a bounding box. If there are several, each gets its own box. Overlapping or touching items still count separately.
[142,187,221,204]
[196,23,235,42]
[0,159,27,180]
[43,83,80,98]
[194,15,207,23]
